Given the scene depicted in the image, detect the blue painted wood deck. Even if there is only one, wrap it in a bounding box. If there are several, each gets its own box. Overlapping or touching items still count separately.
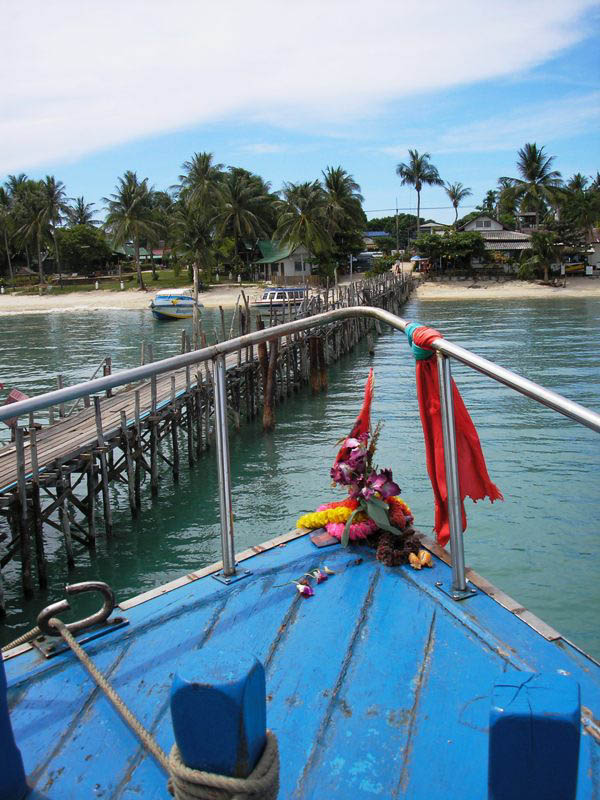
[4,531,600,799]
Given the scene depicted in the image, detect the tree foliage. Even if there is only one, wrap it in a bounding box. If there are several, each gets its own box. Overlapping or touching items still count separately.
[56,225,112,273]
[414,231,486,268]
[444,182,472,225]
[396,150,443,237]
[104,171,159,289]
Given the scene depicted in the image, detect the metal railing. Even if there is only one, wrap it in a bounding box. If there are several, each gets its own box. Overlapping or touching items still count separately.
[1,307,599,596]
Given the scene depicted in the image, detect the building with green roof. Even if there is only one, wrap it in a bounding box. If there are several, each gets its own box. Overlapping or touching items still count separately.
[254,241,313,282]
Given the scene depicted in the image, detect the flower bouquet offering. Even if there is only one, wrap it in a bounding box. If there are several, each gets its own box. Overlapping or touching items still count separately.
[297,369,432,569]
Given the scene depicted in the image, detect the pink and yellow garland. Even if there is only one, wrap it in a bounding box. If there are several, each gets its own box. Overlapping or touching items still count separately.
[297,496,413,541]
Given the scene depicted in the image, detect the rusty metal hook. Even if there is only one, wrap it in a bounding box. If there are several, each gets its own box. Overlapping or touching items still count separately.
[36,581,116,637]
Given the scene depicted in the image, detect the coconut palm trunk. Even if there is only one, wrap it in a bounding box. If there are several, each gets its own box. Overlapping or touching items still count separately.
[52,226,62,288]
[36,232,44,284]
[134,237,145,290]
[396,150,443,242]
[3,229,13,284]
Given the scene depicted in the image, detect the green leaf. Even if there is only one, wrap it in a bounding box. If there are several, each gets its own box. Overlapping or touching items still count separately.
[342,508,361,547]
[365,499,401,536]
[367,496,389,510]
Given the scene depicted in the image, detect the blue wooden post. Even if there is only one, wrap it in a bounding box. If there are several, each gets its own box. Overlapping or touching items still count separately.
[170,651,266,778]
[489,672,580,800]
[0,657,28,800]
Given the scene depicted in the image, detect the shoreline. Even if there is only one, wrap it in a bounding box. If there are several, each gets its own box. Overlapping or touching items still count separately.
[414,275,600,301]
[0,284,263,314]
[0,277,599,314]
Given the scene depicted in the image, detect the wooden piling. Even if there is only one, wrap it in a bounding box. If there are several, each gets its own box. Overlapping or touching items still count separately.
[85,454,97,547]
[57,466,75,568]
[171,408,180,482]
[57,375,65,417]
[134,391,142,510]
[29,429,47,588]
[94,397,113,536]
[263,338,278,432]
[104,357,113,397]
[309,336,320,393]
[120,410,137,517]
[15,428,33,597]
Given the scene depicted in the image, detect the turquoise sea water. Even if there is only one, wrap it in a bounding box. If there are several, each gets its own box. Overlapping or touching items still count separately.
[0,296,599,658]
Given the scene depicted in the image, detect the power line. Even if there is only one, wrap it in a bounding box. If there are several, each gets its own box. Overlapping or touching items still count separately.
[365,205,478,213]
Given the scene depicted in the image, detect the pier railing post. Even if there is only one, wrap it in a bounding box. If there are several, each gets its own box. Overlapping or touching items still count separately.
[213,355,236,577]
[436,352,471,597]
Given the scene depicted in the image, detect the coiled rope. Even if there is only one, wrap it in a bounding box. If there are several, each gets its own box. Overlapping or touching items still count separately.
[4,618,279,798]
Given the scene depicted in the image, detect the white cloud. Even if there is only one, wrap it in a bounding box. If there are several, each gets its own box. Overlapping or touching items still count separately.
[381,92,600,156]
[1,0,596,172]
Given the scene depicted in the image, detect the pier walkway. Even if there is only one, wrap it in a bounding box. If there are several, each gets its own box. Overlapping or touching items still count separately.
[0,273,412,610]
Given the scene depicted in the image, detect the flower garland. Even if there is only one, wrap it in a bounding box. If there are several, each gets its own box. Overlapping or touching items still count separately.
[296,369,433,570]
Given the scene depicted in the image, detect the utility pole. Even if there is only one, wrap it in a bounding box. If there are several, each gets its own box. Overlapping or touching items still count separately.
[349,253,353,279]
[395,198,399,255]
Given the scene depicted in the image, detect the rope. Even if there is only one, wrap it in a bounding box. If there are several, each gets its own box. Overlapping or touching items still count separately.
[168,733,279,800]
[38,618,280,799]
[1,625,41,652]
[51,618,171,770]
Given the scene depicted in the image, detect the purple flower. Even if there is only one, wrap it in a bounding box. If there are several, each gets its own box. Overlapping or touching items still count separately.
[330,461,353,485]
[358,485,375,501]
[296,584,315,597]
[347,447,366,472]
[368,468,401,500]
[311,569,327,584]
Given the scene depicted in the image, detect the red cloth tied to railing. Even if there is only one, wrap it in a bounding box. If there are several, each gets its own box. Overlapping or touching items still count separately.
[410,325,503,546]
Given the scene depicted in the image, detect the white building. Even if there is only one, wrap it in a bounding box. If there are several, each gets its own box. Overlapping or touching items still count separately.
[418,221,449,236]
[587,228,600,269]
[460,214,531,263]
[254,241,313,282]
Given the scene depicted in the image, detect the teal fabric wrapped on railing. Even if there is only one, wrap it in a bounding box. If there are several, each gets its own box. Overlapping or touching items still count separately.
[405,322,434,360]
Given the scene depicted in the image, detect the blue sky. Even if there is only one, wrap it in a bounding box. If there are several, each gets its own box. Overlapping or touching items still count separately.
[3,1,599,225]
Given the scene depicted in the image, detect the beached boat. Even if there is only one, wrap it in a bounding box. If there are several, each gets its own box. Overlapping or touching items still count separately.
[251,286,307,310]
[150,288,203,320]
[1,306,599,799]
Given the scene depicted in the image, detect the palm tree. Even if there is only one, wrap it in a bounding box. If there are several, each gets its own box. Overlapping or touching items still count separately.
[444,182,472,226]
[42,176,67,287]
[16,182,50,283]
[501,143,564,229]
[321,166,364,235]
[104,171,158,290]
[274,181,331,255]
[5,174,33,269]
[177,152,223,206]
[214,171,270,273]
[396,150,443,238]
[66,197,100,227]
[148,190,176,276]
[172,199,215,283]
[521,230,560,282]
[476,190,497,217]
[568,173,588,193]
[0,187,15,284]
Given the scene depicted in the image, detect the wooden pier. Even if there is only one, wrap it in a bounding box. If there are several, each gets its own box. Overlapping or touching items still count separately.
[0,274,412,612]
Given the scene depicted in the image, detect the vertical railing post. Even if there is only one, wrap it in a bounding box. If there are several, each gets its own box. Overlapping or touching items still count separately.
[436,352,474,598]
[213,355,235,577]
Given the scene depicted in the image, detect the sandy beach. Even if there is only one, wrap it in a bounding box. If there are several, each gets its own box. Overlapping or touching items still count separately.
[0,284,263,314]
[414,275,600,301]
[0,276,599,314]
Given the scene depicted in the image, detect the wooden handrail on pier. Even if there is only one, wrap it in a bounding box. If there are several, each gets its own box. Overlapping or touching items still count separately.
[0,274,412,612]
